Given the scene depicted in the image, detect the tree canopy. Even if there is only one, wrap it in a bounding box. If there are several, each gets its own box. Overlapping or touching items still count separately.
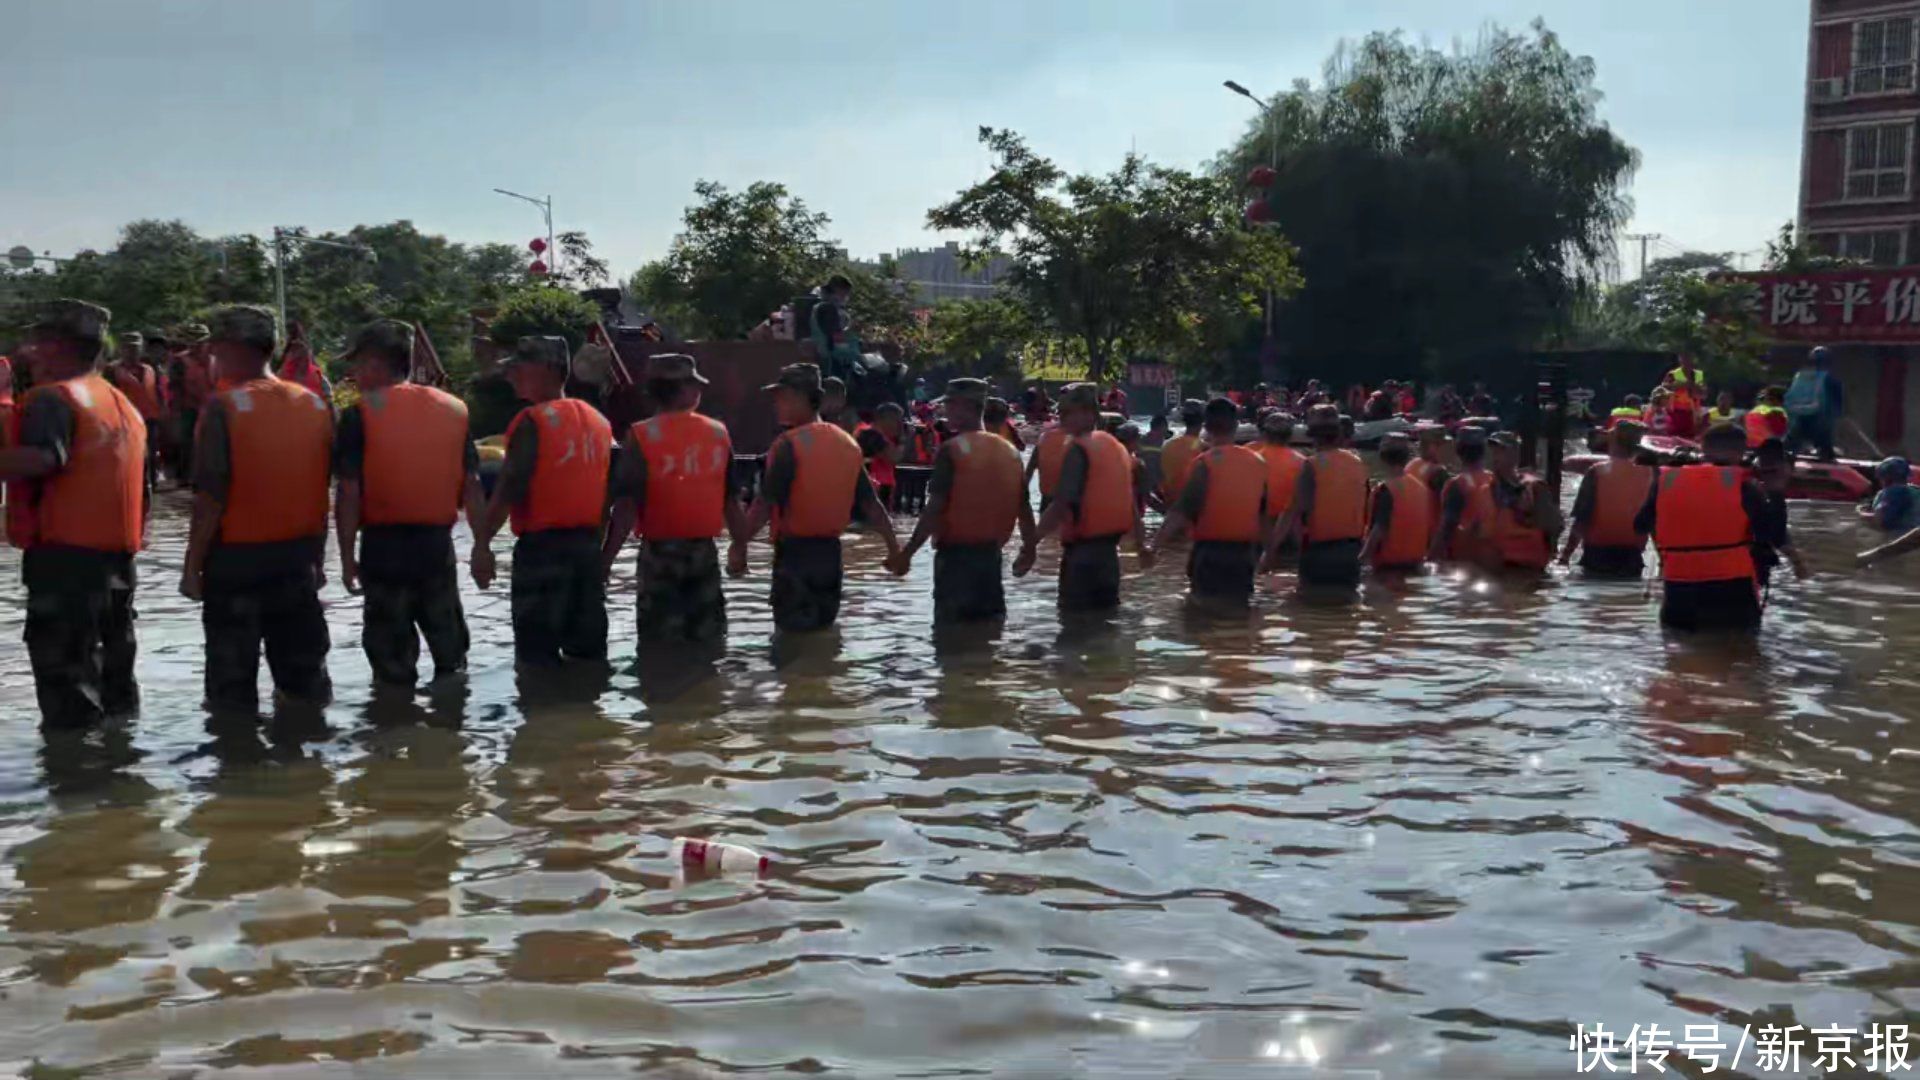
[930,127,1300,384]
[630,181,833,341]
[1220,21,1637,383]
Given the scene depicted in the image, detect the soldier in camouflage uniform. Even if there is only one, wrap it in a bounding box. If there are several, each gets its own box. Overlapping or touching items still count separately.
[603,352,746,648]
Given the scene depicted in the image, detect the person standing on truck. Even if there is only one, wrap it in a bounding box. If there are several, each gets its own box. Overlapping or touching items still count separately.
[1783,346,1844,461]
[808,274,860,383]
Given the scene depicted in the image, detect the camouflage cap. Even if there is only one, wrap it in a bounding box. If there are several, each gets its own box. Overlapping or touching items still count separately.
[941,377,989,403]
[207,304,280,353]
[646,352,708,385]
[118,330,145,349]
[1378,431,1413,453]
[821,375,847,397]
[1413,421,1449,440]
[1259,410,1296,436]
[1305,402,1342,431]
[1454,423,1488,446]
[1487,430,1519,449]
[762,362,822,394]
[173,322,210,344]
[506,335,570,370]
[1059,382,1100,410]
[342,318,415,364]
[24,298,111,346]
[141,329,170,349]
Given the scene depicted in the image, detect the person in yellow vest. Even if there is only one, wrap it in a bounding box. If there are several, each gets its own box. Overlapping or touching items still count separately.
[1608,396,1642,429]
[733,363,901,632]
[0,300,149,728]
[472,336,614,666]
[334,319,486,689]
[180,305,335,714]
[603,353,747,645]
[1151,397,1269,604]
[1156,399,1206,505]
[889,377,1035,622]
[1030,382,1153,612]
[1705,390,1739,428]
[1745,387,1790,447]
[1265,404,1368,589]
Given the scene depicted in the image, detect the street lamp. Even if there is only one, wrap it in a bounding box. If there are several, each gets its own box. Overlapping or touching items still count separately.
[493,188,556,277]
[271,227,377,333]
[1224,79,1281,344]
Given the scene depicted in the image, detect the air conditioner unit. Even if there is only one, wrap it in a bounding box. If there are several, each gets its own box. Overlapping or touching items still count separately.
[1811,76,1847,101]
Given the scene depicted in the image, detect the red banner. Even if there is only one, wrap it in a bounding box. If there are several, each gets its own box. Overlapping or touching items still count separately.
[1725,268,1920,343]
[1128,362,1175,388]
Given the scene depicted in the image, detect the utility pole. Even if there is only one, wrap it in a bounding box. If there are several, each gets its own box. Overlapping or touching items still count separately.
[1623,232,1662,279]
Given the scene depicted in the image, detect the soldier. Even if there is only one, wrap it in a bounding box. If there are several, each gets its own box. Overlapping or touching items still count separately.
[179,305,335,715]
[0,300,148,728]
[603,353,745,646]
[1030,382,1153,613]
[473,336,613,666]
[889,377,1036,622]
[334,319,485,689]
[168,321,213,481]
[1152,397,1270,605]
[107,330,165,479]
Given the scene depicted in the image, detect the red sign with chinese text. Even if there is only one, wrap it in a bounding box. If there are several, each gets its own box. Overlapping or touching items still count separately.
[1724,269,1920,344]
[1128,362,1175,388]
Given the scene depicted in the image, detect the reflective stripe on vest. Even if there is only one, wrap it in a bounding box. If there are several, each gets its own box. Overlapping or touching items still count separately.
[361,384,469,527]
[1259,443,1306,520]
[940,430,1023,547]
[19,375,146,553]
[506,399,612,535]
[1654,465,1755,584]
[1063,431,1135,542]
[1035,426,1071,496]
[634,410,731,540]
[1587,457,1653,549]
[772,420,863,539]
[1372,473,1432,568]
[1306,449,1367,543]
[1159,434,1202,500]
[219,379,333,544]
[1192,445,1267,542]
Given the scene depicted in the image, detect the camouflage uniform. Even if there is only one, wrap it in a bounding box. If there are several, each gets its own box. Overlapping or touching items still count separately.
[636,538,726,643]
[934,544,1006,622]
[1050,386,1129,613]
[771,537,843,632]
[510,532,608,663]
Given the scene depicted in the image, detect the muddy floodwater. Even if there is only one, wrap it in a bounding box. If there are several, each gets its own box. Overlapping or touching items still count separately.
[3,483,1920,1078]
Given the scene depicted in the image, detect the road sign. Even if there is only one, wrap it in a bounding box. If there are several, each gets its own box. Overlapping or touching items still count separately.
[7,246,33,270]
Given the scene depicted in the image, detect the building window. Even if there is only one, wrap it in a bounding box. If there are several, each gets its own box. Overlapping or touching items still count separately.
[1846,122,1911,199]
[1812,229,1906,266]
[1853,16,1916,95]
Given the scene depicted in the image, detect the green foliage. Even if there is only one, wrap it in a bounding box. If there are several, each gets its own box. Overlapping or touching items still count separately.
[631,180,832,339]
[1762,220,1866,273]
[486,286,598,353]
[550,230,610,288]
[929,128,1300,383]
[3,219,276,333]
[1569,252,1770,384]
[929,296,1038,377]
[1219,20,1637,382]
[838,256,929,360]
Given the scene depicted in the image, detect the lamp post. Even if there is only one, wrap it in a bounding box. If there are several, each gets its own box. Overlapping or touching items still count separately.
[1224,79,1280,343]
[493,188,555,277]
[271,227,377,333]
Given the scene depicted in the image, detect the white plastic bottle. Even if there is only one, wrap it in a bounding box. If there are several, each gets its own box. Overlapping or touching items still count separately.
[671,837,768,877]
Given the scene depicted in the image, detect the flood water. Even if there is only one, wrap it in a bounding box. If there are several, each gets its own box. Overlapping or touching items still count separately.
[3,481,1920,1078]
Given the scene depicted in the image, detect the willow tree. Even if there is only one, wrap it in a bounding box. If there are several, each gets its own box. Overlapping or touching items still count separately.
[1221,21,1637,383]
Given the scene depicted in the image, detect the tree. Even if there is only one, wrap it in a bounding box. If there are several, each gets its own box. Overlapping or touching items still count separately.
[1762,220,1866,273]
[837,256,930,361]
[630,181,833,339]
[1570,251,1770,384]
[551,230,610,288]
[487,286,599,352]
[929,128,1299,383]
[929,296,1037,377]
[1219,21,1637,384]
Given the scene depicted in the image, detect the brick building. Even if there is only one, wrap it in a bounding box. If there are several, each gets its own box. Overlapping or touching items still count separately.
[1803,1,1920,263]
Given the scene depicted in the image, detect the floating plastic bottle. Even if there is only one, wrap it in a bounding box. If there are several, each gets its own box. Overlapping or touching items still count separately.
[671,837,768,878]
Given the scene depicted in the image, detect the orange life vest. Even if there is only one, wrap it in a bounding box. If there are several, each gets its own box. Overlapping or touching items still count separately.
[939,430,1024,547]
[0,360,24,548]
[1062,431,1135,543]
[180,355,214,409]
[1192,445,1268,542]
[1305,449,1367,543]
[1585,457,1652,550]
[994,419,1019,444]
[217,378,333,544]
[1159,433,1202,501]
[1491,477,1553,569]
[1654,465,1755,584]
[770,420,863,539]
[1371,473,1432,568]
[1745,405,1788,447]
[856,422,899,490]
[12,375,146,553]
[1035,426,1071,497]
[109,363,164,420]
[278,356,327,397]
[359,384,470,527]
[631,409,732,541]
[1407,457,1444,489]
[504,398,612,536]
[1442,469,1496,562]
[1258,443,1306,519]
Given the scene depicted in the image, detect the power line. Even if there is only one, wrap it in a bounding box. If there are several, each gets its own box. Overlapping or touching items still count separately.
[1621,232,1662,279]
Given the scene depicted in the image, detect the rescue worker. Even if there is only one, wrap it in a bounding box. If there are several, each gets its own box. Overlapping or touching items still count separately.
[1026,417,1072,513]
[1031,382,1153,613]
[890,377,1036,622]
[856,401,906,509]
[1430,425,1495,564]
[1484,432,1557,571]
[139,333,174,480]
[0,300,147,727]
[983,396,1024,450]
[1255,412,1305,528]
[1141,413,1170,449]
[277,325,333,404]
[821,376,857,434]
[1558,419,1654,576]
[1783,346,1843,461]
[1746,386,1790,448]
[333,319,485,689]
[472,335,614,666]
[1408,422,1452,496]
[179,305,334,714]
[1157,400,1206,505]
[732,363,902,632]
[107,330,165,479]
[1115,421,1155,521]
[1609,396,1643,429]
[1635,423,1802,632]
[602,353,747,645]
[1151,397,1270,604]
[1666,356,1706,439]
[169,321,214,479]
[1266,404,1368,588]
[1753,438,1800,586]
[808,274,860,383]
[1360,433,1433,572]
[1705,390,1739,428]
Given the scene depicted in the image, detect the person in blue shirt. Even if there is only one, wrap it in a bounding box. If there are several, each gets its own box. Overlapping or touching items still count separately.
[1783,346,1845,461]
[1862,458,1920,532]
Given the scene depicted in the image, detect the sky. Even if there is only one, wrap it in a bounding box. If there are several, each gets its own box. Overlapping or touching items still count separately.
[3,0,1806,280]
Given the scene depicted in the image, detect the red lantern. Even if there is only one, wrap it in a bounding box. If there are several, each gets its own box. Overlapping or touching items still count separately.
[1247,165,1276,188]
[528,259,549,276]
[1243,200,1273,223]
[529,237,548,254]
